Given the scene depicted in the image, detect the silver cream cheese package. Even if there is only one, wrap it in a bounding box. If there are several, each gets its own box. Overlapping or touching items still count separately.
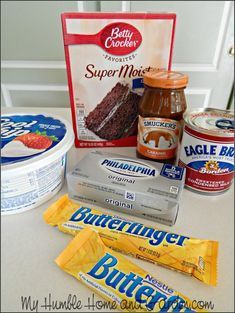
[67,151,185,225]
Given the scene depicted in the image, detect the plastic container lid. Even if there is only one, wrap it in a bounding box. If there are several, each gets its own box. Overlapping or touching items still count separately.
[1,113,74,177]
[143,69,188,89]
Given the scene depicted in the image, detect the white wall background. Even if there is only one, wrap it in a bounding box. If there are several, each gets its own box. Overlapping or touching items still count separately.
[1,1,234,109]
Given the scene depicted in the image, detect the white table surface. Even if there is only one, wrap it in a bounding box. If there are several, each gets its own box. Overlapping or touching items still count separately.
[2,107,234,312]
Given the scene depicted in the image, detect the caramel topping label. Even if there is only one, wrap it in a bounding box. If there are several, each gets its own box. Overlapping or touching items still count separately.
[137,116,180,160]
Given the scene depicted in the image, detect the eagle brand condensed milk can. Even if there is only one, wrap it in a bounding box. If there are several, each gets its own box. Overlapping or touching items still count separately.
[179,108,234,194]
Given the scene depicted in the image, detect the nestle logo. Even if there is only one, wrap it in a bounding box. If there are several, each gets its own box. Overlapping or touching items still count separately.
[100,22,142,55]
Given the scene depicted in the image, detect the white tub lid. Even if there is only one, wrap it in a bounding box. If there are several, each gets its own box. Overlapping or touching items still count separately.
[1,113,74,174]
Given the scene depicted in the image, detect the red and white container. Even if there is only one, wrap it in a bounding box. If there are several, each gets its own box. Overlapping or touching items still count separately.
[179,108,234,194]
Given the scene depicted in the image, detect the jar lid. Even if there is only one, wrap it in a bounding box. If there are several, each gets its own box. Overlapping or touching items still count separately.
[143,69,188,89]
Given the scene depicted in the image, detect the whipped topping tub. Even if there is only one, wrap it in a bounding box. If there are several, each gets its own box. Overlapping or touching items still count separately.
[1,114,74,214]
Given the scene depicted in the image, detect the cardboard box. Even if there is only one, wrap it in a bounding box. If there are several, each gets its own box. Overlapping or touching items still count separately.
[67,151,185,225]
[62,12,176,147]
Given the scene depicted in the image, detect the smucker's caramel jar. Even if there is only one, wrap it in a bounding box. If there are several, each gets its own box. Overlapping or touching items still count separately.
[137,69,188,164]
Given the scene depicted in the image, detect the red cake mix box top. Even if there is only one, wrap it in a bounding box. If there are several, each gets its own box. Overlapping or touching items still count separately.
[61,12,176,147]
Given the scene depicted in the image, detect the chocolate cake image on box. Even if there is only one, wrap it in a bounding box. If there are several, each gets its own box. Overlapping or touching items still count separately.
[85,83,141,140]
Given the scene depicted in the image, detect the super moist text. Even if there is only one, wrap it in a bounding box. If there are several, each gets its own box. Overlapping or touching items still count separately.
[85,64,152,81]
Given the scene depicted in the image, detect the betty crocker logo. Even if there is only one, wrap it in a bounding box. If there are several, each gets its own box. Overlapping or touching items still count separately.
[100,22,142,55]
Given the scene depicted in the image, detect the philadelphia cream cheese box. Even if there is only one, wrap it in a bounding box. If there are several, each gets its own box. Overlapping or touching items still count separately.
[67,151,185,225]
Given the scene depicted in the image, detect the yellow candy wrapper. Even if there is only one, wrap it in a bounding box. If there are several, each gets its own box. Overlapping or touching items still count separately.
[55,228,204,312]
[45,194,218,286]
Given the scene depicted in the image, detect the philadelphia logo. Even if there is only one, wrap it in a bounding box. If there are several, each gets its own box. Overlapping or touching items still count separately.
[100,158,157,178]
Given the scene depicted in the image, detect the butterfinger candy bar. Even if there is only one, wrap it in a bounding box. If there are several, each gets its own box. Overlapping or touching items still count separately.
[45,194,218,286]
[55,228,204,312]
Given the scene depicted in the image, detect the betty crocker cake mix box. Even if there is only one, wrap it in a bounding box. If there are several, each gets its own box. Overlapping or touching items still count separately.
[61,13,176,147]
